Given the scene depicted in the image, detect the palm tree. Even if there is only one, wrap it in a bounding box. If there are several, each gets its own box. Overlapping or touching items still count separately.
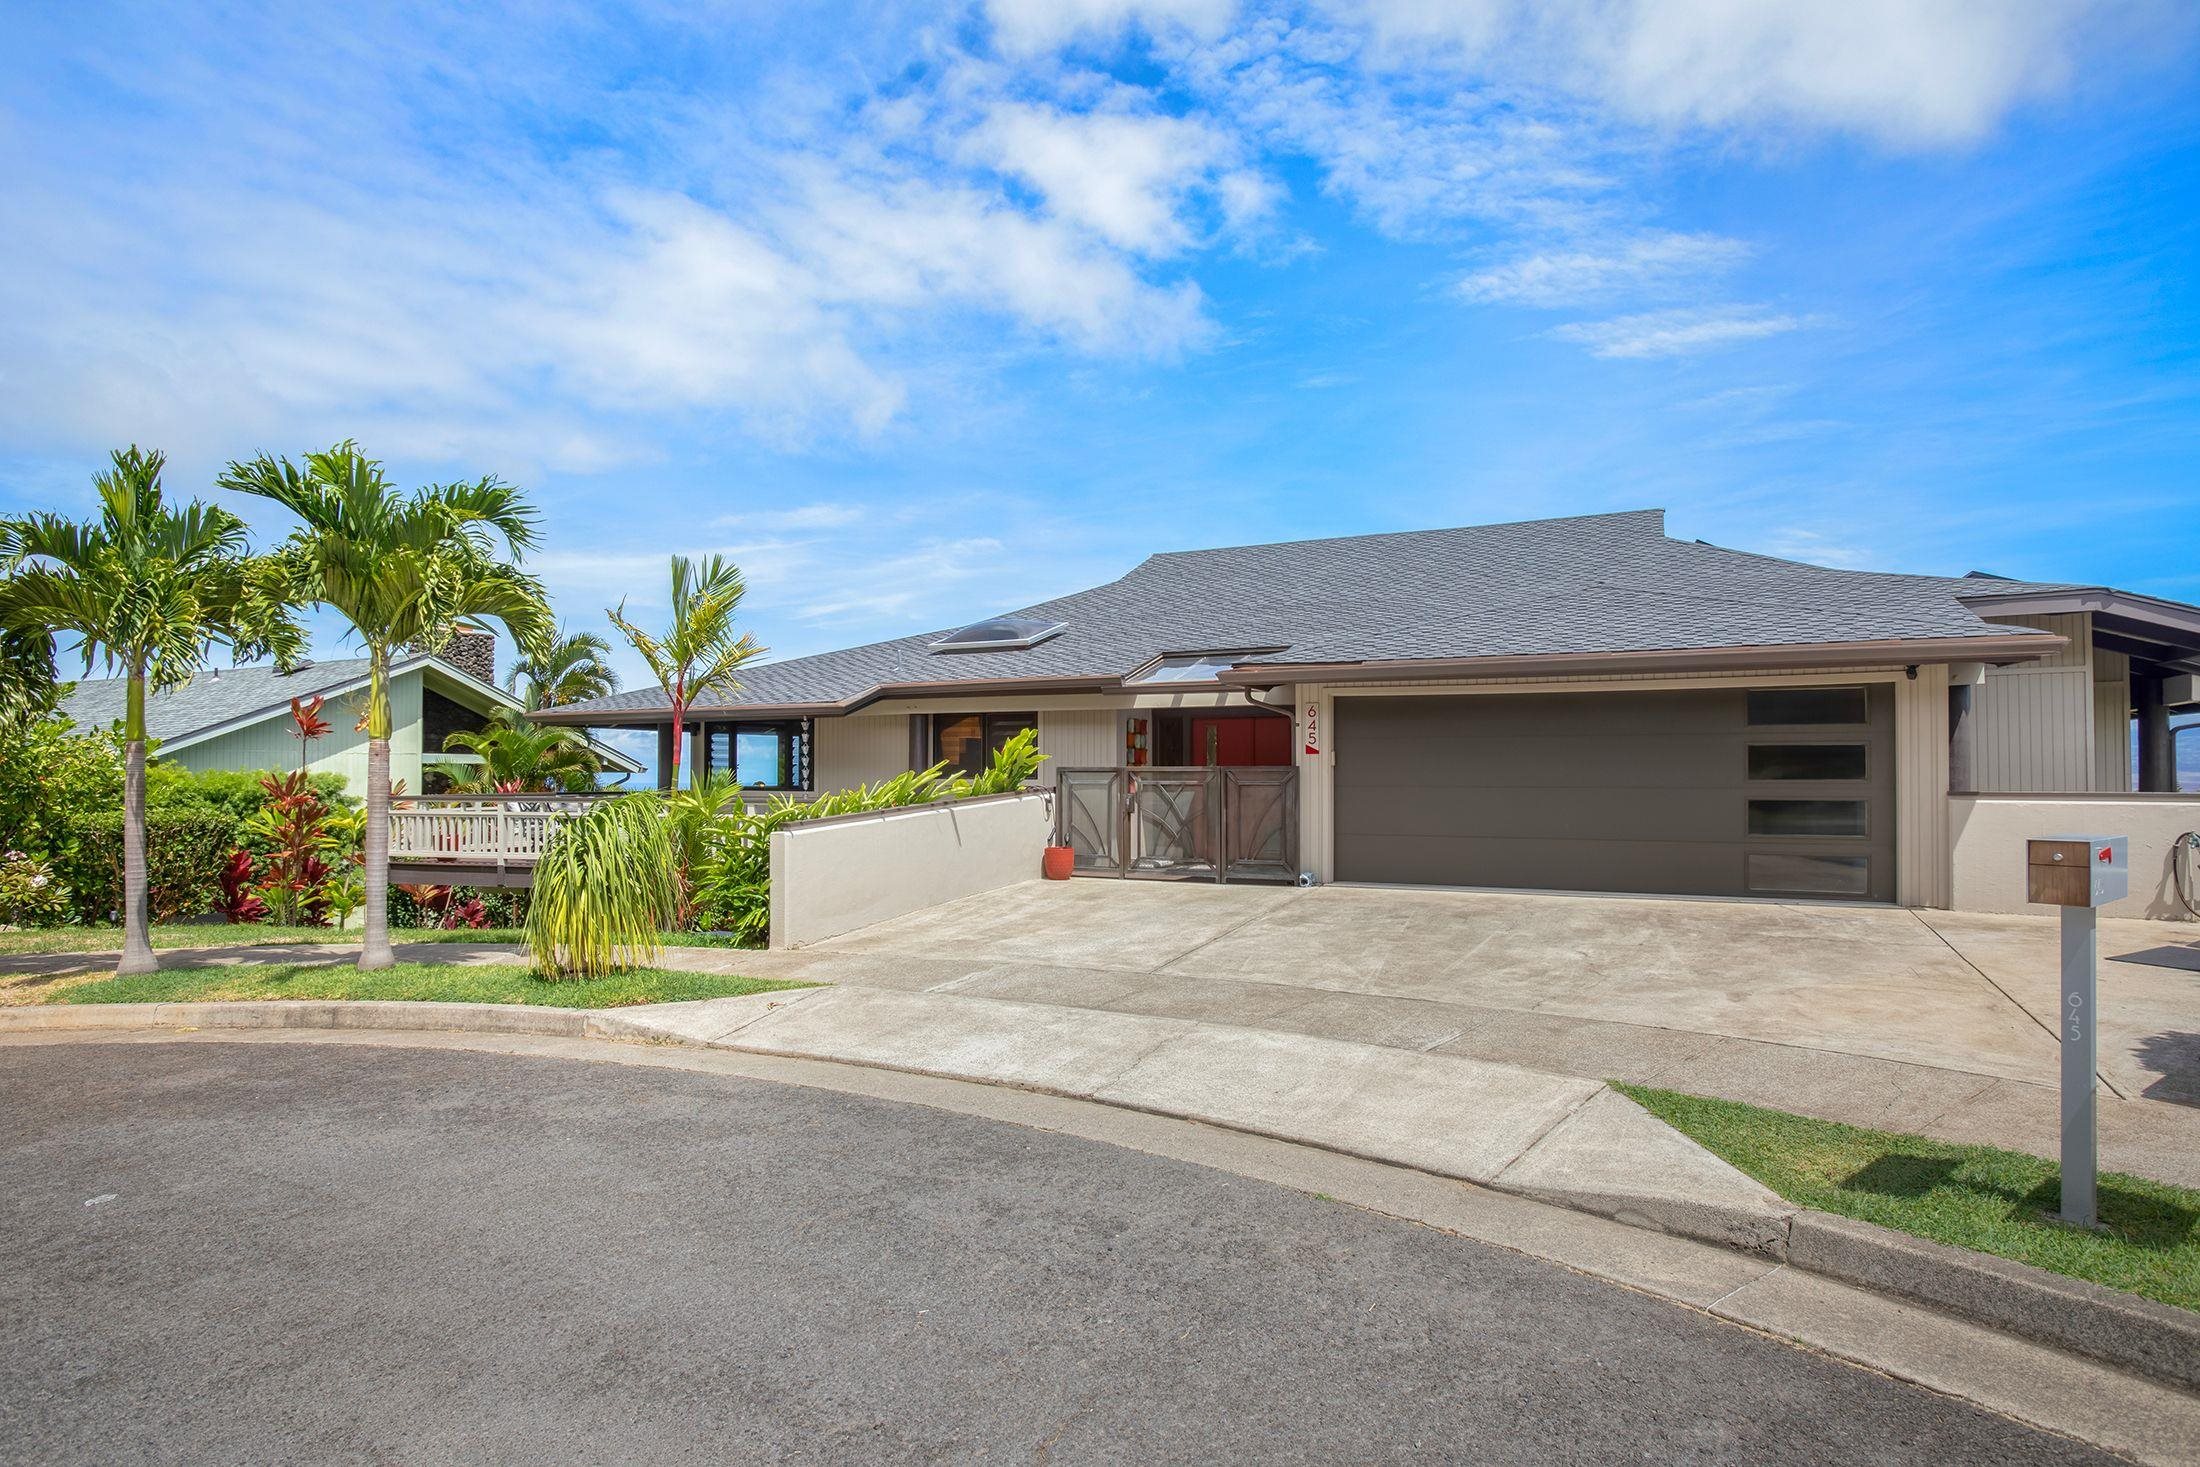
[0,447,300,974]
[0,622,57,731]
[218,443,552,970]
[442,715,602,793]
[607,555,765,790]
[507,625,619,710]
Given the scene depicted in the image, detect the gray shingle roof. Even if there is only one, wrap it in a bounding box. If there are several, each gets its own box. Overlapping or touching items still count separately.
[58,655,410,743]
[551,509,2102,718]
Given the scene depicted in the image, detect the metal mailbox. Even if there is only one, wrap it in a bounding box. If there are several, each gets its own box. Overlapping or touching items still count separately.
[2025,832,2127,1228]
[2026,835,2128,908]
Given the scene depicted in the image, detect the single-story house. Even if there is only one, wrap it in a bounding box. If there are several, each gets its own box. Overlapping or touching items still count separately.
[60,628,643,796]
[533,510,2200,917]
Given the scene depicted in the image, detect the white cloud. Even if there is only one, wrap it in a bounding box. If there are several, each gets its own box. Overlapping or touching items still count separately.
[985,0,1237,56]
[712,503,866,532]
[964,102,1233,255]
[1456,231,1748,307]
[1754,527,1875,568]
[1549,305,1806,358]
[1353,0,2122,148]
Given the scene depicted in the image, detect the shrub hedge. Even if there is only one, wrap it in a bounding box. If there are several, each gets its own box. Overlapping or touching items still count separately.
[59,807,240,926]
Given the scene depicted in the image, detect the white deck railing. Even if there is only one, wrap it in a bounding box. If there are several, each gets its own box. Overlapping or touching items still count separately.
[388,790,819,867]
[389,795,608,866]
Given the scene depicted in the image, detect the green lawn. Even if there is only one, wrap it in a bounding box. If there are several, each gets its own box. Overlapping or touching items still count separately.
[47,960,811,1010]
[0,925,757,957]
[1617,1083,2200,1313]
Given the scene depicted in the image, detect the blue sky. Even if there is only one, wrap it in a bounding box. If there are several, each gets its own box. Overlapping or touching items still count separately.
[3,0,2197,719]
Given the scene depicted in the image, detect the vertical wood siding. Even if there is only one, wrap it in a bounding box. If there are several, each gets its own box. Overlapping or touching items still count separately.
[1972,614,2096,793]
[2091,647,2132,794]
[167,669,423,798]
[1037,708,1119,784]
[1894,663,1951,908]
[811,714,913,791]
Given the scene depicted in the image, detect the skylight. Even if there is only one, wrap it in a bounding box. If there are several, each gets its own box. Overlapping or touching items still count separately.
[1128,652,1256,684]
[927,616,1067,653]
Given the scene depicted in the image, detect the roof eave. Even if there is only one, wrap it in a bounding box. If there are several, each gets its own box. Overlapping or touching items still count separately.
[1215,633,2068,688]
[530,673,1123,725]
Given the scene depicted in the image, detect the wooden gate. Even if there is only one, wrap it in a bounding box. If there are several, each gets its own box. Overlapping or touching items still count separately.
[1054,767,1298,884]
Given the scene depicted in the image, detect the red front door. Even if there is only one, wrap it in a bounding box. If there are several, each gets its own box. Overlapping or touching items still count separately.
[1189,716,1292,767]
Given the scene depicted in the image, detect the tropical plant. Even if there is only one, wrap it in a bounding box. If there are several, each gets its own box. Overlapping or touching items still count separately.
[507,625,619,710]
[0,717,122,877]
[0,623,57,732]
[665,771,745,927]
[240,771,344,926]
[214,849,268,924]
[441,713,601,793]
[949,726,1045,796]
[0,850,71,929]
[525,794,676,978]
[688,730,1047,944]
[218,442,552,969]
[0,447,301,972]
[289,695,332,771]
[606,555,764,790]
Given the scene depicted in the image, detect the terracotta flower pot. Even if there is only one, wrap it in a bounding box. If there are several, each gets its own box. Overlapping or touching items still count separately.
[1042,845,1077,881]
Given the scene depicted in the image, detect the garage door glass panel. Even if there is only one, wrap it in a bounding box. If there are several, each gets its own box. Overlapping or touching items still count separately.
[1747,743,1867,781]
[1747,799,1868,837]
[1747,852,1870,896]
[1746,688,1868,725]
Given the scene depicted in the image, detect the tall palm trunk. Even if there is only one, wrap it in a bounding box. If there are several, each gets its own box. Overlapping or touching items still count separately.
[117,669,157,976]
[360,649,394,970]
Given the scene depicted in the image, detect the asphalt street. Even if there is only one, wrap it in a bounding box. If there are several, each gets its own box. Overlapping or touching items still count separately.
[0,1040,2116,1465]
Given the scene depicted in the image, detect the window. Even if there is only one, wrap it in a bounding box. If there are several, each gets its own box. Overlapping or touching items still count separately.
[1130,653,1243,684]
[1127,649,1282,685]
[1747,799,1868,838]
[928,617,1066,653]
[1747,743,1868,781]
[930,712,1037,777]
[1746,853,1870,897]
[1747,687,1869,726]
[705,721,808,789]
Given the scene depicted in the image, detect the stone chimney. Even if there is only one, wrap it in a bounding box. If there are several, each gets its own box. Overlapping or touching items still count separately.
[409,622,496,684]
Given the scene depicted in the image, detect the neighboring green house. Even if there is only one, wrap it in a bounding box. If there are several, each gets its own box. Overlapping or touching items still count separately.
[58,651,643,795]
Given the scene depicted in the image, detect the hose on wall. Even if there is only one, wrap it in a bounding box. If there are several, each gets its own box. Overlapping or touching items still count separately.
[2176,832,2200,921]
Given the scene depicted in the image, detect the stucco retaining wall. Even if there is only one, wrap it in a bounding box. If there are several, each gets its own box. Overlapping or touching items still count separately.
[768,790,1054,948]
[1949,794,2200,919]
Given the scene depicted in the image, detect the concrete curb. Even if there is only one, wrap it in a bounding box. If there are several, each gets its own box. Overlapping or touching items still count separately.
[5,995,2194,1396]
[1788,1210,2200,1393]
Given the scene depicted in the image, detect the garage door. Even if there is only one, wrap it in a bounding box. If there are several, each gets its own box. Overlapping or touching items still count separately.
[1333,685,1895,901]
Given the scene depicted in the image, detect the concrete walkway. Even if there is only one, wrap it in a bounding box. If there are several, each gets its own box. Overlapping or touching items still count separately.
[727,882,2200,1187]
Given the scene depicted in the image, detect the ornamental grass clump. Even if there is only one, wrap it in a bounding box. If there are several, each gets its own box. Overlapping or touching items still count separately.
[525,795,677,979]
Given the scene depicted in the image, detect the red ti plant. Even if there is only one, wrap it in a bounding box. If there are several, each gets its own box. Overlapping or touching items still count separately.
[443,897,490,930]
[289,695,332,772]
[215,849,269,924]
[249,771,337,926]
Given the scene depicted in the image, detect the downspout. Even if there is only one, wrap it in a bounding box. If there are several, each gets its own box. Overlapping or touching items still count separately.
[1238,684,1296,728]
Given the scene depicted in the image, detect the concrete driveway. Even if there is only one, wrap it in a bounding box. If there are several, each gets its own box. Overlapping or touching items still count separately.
[748,881,2200,1185]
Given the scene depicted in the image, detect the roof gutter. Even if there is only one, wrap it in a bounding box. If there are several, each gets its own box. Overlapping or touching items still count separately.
[1214,633,2067,690]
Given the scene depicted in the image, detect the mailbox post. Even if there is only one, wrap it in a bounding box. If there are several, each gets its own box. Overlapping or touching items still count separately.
[2025,835,2127,1228]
